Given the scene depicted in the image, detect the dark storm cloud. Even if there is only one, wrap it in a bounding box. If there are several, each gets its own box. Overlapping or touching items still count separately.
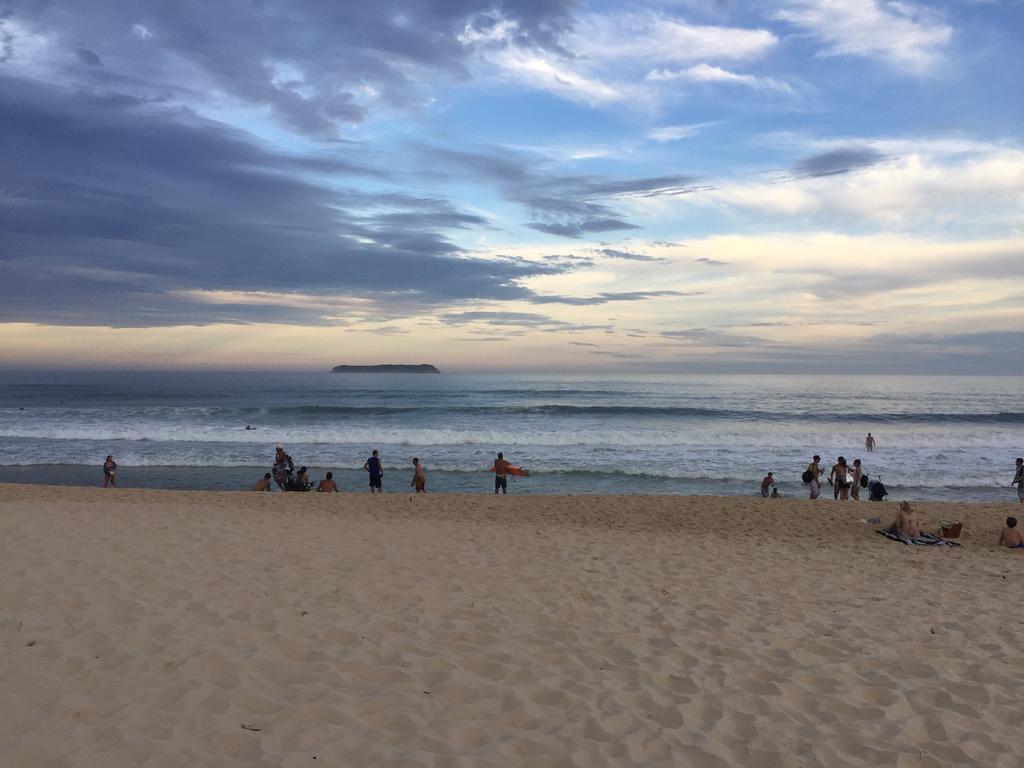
[8,0,580,139]
[0,75,574,326]
[76,47,103,67]
[419,145,699,238]
[794,147,887,178]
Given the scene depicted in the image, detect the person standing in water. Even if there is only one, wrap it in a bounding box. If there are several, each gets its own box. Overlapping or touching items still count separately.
[760,472,775,497]
[492,452,511,495]
[866,433,876,452]
[364,450,383,493]
[102,455,117,488]
[807,455,822,500]
[851,459,863,501]
[829,456,852,501]
[1013,458,1024,504]
[411,458,426,493]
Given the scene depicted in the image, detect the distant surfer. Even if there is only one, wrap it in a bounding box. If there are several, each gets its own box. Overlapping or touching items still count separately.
[760,472,775,497]
[1013,458,1024,504]
[492,452,510,495]
[411,458,426,493]
[102,455,117,488]
[317,471,337,493]
[245,425,254,431]
[866,433,876,452]
[252,473,272,491]
[364,450,383,493]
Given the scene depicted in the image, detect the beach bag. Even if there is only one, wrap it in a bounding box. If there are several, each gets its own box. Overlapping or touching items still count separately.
[801,469,814,483]
[860,474,869,488]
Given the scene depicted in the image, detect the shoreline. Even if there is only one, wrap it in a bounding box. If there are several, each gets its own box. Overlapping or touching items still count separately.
[2,486,1022,767]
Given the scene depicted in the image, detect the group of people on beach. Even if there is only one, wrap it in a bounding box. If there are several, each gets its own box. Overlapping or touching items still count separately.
[251,445,518,495]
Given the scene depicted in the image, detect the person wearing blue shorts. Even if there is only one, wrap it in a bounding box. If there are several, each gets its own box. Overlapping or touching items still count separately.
[364,449,383,493]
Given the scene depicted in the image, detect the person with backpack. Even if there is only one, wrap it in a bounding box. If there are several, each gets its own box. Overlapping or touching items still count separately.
[803,455,822,499]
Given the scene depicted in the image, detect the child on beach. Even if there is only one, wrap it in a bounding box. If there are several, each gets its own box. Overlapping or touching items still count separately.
[999,517,1024,548]
[252,472,272,491]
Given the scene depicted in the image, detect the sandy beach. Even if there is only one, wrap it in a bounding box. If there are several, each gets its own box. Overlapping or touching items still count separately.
[1,484,1022,768]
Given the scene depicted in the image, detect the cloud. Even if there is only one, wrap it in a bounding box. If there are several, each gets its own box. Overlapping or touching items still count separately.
[594,248,665,262]
[774,0,952,74]
[6,0,581,139]
[420,145,701,238]
[529,290,698,305]
[646,63,791,93]
[793,147,887,177]
[0,75,579,326]
[694,257,729,266]
[439,311,611,332]
[646,122,721,142]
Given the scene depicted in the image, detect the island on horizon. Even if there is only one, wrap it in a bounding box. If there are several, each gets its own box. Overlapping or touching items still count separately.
[331,364,440,374]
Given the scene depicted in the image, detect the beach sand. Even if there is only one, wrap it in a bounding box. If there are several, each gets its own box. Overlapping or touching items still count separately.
[1,484,1022,767]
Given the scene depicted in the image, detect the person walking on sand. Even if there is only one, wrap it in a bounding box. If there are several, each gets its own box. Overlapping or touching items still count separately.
[102,455,117,488]
[807,455,822,500]
[760,472,775,498]
[364,450,383,493]
[1013,458,1024,504]
[851,459,863,501]
[317,472,337,492]
[411,458,426,493]
[866,433,876,452]
[252,472,272,491]
[492,451,511,495]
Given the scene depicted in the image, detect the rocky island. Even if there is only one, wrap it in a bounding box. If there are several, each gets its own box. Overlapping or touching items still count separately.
[331,364,440,374]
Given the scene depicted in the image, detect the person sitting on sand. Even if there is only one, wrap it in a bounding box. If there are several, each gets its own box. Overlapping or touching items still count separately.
[252,473,272,491]
[296,466,310,490]
[760,472,775,497]
[317,472,337,493]
[999,517,1024,548]
[364,450,383,493]
[770,487,781,499]
[103,455,117,488]
[411,458,426,493]
[886,501,921,538]
[1013,458,1024,504]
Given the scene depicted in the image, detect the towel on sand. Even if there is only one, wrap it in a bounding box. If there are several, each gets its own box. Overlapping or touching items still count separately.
[876,530,962,547]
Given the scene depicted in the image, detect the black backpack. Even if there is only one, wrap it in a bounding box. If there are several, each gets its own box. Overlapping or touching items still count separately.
[860,474,869,488]
[801,469,814,483]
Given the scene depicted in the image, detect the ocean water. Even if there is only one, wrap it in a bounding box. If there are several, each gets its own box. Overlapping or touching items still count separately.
[0,371,1020,501]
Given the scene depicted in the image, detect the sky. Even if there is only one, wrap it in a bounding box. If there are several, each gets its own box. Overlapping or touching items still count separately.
[0,0,1022,373]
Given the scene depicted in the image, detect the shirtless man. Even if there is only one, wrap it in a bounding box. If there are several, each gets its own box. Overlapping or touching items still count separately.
[317,471,337,492]
[1013,458,1023,504]
[866,433,876,452]
[492,451,511,495]
[411,458,426,493]
[252,472,272,491]
[807,455,822,500]
[829,456,852,501]
[851,459,863,501]
[760,472,775,497]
